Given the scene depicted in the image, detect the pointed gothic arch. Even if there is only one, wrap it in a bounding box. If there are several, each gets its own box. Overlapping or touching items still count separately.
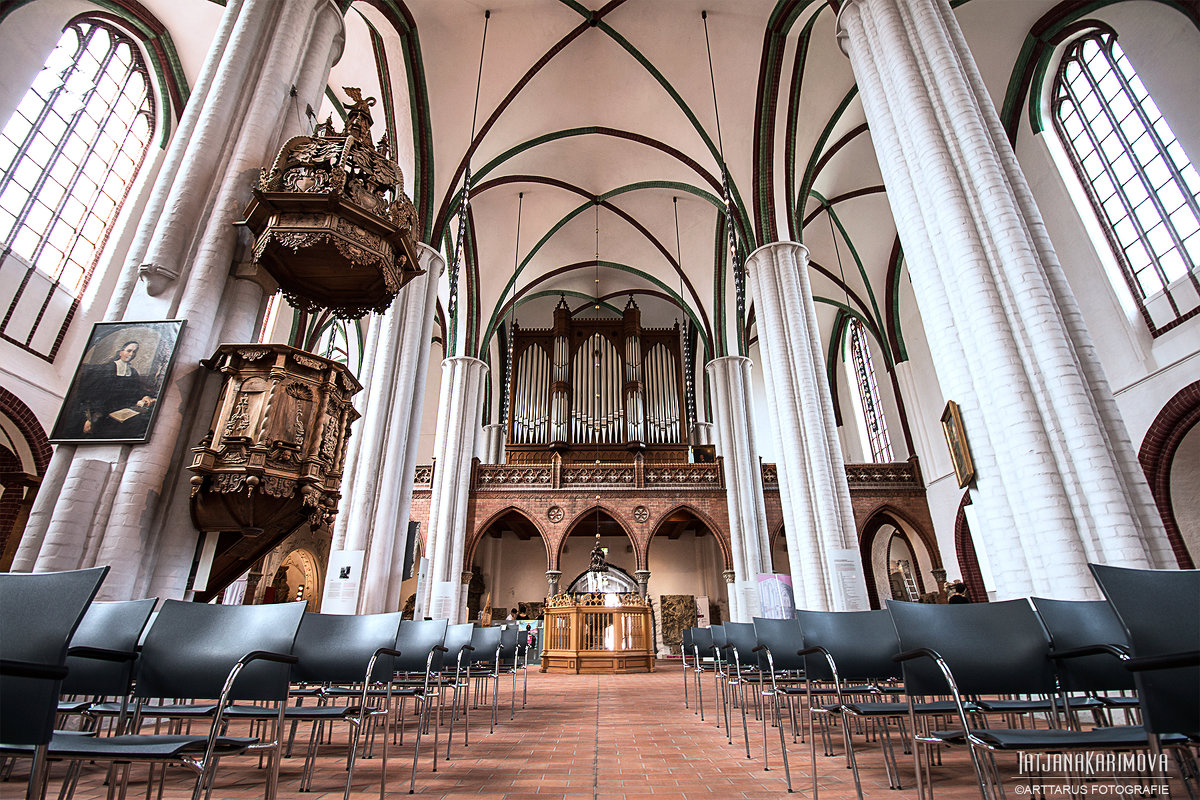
[858,506,940,609]
[1138,380,1200,568]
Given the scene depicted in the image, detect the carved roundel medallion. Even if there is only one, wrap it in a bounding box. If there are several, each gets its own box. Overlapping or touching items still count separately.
[547,505,564,523]
[633,505,649,523]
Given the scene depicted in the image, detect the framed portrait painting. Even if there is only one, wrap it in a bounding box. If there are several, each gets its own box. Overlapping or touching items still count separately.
[50,320,185,444]
[940,400,975,489]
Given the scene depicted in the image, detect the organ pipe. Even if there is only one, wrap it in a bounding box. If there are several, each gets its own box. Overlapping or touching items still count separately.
[623,298,645,450]
[506,306,685,450]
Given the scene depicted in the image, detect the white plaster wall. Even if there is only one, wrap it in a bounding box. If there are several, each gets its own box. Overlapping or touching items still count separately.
[1171,424,1200,564]
[559,532,636,585]
[746,342,778,464]
[416,340,446,463]
[473,533,549,611]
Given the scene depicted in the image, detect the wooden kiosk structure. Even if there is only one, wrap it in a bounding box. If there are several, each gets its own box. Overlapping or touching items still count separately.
[541,592,654,674]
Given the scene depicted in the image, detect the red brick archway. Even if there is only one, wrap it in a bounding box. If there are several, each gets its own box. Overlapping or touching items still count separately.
[859,506,939,609]
[0,387,53,569]
[1138,380,1200,569]
[954,492,988,603]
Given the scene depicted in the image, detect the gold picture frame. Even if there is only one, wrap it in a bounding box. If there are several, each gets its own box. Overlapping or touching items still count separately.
[940,400,975,489]
[50,320,184,444]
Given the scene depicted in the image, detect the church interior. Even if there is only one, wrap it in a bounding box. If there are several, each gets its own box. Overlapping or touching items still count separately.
[0,0,1198,797]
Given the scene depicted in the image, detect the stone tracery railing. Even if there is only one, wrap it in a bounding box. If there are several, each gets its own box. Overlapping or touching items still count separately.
[412,456,920,492]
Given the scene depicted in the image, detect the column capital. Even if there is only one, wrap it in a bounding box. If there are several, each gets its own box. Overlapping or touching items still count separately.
[416,241,447,277]
[746,240,809,271]
[833,0,866,57]
[441,355,488,370]
[704,354,753,375]
[722,569,736,584]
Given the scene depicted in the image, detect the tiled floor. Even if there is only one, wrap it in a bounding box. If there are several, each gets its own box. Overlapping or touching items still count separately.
[7,663,1183,799]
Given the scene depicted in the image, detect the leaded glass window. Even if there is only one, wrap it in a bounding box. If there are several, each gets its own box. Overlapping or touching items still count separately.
[847,318,892,463]
[0,19,154,360]
[1052,30,1200,334]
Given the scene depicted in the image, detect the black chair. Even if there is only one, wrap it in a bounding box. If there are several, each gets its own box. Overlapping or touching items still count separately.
[495,624,521,722]
[888,597,1181,800]
[709,625,732,737]
[59,598,157,727]
[0,566,108,800]
[722,621,762,758]
[681,627,694,710]
[795,608,907,800]
[440,622,475,759]
[751,616,804,791]
[1030,597,1136,727]
[467,625,502,733]
[226,610,404,797]
[389,617,448,793]
[1090,563,1199,784]
[689,626,716,722]
[47,599,306,800]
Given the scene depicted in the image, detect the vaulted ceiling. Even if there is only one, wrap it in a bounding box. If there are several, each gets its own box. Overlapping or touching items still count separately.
[145,0,1083,398]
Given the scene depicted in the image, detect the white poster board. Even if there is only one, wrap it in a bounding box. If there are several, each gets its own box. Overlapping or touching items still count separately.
[321,549,364,614]
[829,548,870,610]
[695,595,711,627]
[756,573,796,619]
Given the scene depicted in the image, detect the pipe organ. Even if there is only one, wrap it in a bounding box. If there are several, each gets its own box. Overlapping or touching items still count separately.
[506,296,688,462]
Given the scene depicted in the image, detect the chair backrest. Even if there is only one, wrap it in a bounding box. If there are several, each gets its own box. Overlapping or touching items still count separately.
[1,566,109,746]
[886,599,1055,697]
[1090,564,1200,736]
[723,621,760,668]
[794,609,902,683]
[709,624,728,657]
[1030,597,1134,693]
[443,623,476,670]
[681,627,695,655]
[62,597,157,697]
[497,623,520,666]
[135,600,306,702]
[752,617,804,672]
[469,625,502,665]
[291,611,404,684]
[691,626,714,658]
[394,618,449,673]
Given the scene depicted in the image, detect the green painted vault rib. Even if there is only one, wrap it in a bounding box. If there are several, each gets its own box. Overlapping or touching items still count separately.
[479,265,709,362]
[811,192,891,368]
[795,87,859,238]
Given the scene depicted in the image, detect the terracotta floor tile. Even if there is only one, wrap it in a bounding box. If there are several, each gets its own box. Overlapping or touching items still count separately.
[3,665,1187,800]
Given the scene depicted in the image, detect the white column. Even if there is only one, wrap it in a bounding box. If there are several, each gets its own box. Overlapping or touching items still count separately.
[747,241,867,611]
[420,357,487,622]
[706,356,770,621]
[836,0,1171,599]
[331,244,441,613]
[16,0,346,600]
[481,423,506,464]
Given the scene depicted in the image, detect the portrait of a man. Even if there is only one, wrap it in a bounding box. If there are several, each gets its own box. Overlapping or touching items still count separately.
[50,320,184,444]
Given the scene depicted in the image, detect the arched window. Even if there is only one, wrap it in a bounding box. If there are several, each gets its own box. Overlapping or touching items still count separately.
[1052,29,1200,335]
[0,19,155,360]
[845,318,892,463]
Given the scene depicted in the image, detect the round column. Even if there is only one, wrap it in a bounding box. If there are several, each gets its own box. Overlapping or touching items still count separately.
[835,0,1170,598]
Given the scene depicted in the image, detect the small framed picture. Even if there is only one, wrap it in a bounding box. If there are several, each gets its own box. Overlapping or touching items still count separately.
[50,320,185,444]
[940,400,975,489]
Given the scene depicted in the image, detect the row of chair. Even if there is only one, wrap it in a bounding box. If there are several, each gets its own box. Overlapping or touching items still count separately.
[0,567,533,800]
[680,563,1199,800]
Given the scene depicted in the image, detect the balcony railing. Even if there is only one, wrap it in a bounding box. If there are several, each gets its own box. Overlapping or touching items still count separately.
[411,456,921,492]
